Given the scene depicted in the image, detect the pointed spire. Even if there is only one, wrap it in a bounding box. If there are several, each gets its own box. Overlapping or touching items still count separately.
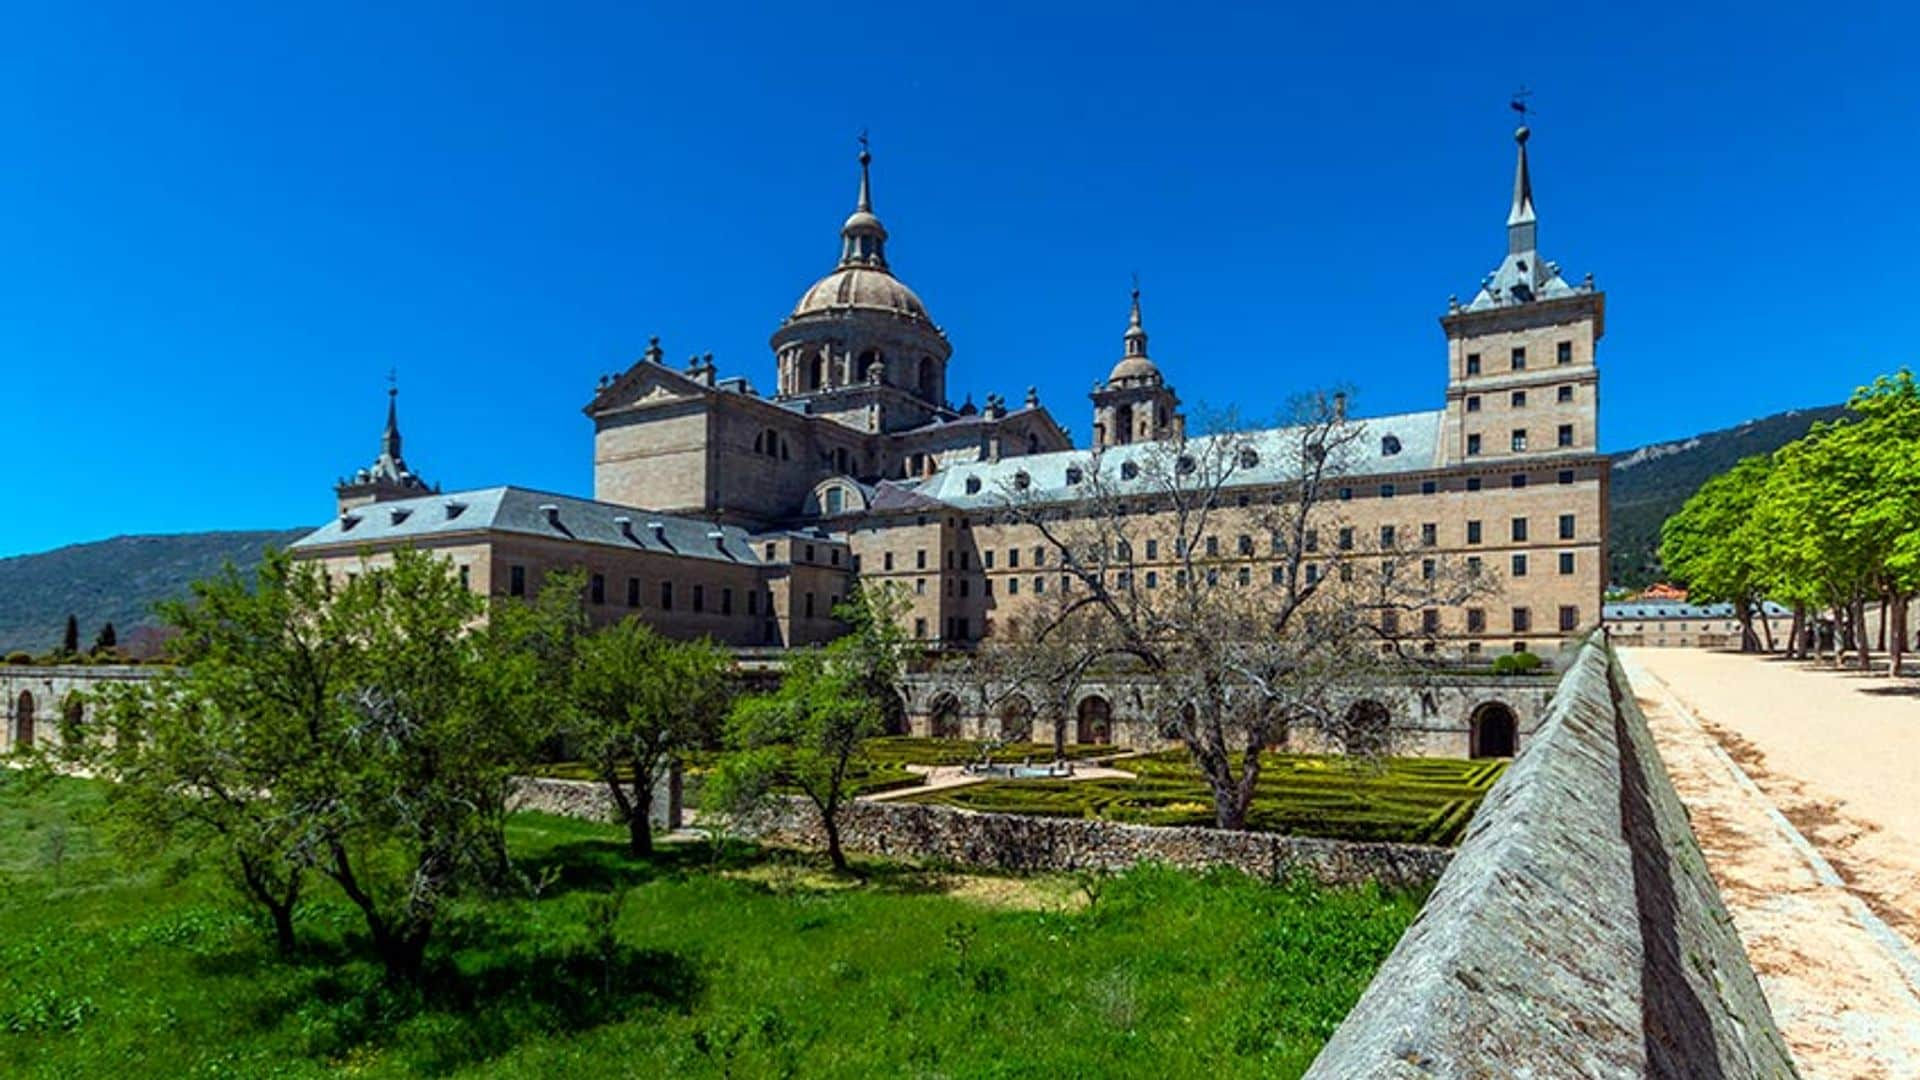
[382,372,403,461]
[839,134,889,269]
[1507,125,1537,256]
[1123,280,1149,358]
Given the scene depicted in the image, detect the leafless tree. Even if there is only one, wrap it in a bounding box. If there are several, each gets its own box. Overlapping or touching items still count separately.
[994,395,1494,829]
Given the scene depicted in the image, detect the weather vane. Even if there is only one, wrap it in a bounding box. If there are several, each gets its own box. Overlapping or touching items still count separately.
[857,128,869,155]
[1510,86,1534,120]
[387,367,397,394]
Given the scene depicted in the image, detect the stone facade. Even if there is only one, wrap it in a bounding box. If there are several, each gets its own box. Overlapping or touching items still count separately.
[0,663,157,753]
[291,129,1605,660]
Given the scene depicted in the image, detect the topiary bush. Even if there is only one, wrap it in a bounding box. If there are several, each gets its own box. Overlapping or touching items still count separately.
[1490,651,1544,675]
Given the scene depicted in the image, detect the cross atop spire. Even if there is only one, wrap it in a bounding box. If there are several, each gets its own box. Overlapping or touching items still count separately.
[382,371,403,461]
[856,129,872,213]
[1457,116,1590,313]
[838,133,889,269]
[1124,277,1148,358]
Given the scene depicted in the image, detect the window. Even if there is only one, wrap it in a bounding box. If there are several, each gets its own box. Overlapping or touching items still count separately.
[1467,608,1486,632]
[1560,606,1579,631]
[965,476,981,494]
[590,573,606,605]
[1121,461,1139,480]
[1239,447,1260,468]
[748,590,758,615]
[1339,563,1355,582]
[832,549,842,566]
[1381,610,1400,635]
[805,593,815,618]
[1466,352,1481,375]
[1065,465,1083,486]
[1033,547,1046,566]
[1467,395,1481,412]
[1557,384,1574,403]
[1421,522,1437,547]
[722,588,734,615]
[1206,536,1220,557]
[1304,529,1319,553]
[983,550,995,569]
[1510,516,1528,542]
[1558,424,1574,448]
[1467,476,1482,492]
[1145,539,1158,559]
[959,579,970,598]
[693,585,705,613]
[1380,525,1396,549]
[915,578,926,595]
[1511,554,1528,577]
[1467,434,1481,456]
[1014,470,1031,490]
[1558,469,1575,485]
[1034,576,1045,594]
[1237,567,1250,587]
[1145,571,1158,588]
[824,487,843,515]
[1338,486,1354,500]
[916,549,927,570]
[1421,480,1437,495]
[1510,473,1528,489]
[914,618,927,639]
[1008,577,1019,595]
[1271,566,1285,585]
[1422,609,1440,634]
[1466,520,1482,544]
[1237,534,1253,556]
[627,577,640,608]
[946,550,955,569]
[1558,513,1575,540]
[1557,341,1573,364]
[1559,552,1575,575]
[1380,436,1401,457]
[1008,548,1020,569]
[1306,564,1321,584]
[660,581,673,610]
[1512,607,1532,632]
[883,551,895,571]
[1338,527,1354,551]
[1379,483,1395,499]
[765,542,777,560]
[1511,346,1526,370]
[1511,429,1528,452]
[1511,390,1527,408]
[458,565,470,589]
[510,565,526,597]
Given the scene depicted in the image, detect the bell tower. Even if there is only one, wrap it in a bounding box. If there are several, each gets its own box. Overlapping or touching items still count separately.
[1091,286,1183,448]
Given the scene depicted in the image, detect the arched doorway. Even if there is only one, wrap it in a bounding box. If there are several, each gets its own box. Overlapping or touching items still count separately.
[1342,700,1391,756]
[997,695,1034,742]
[1075,695,1112,745]
[1470,702,1518,758]
[928,693,963,740]
[12,690,34,751]
[880,689,909,736]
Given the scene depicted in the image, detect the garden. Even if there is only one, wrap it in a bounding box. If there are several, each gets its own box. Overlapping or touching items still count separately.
[0,774,1422,1078]
[901,751,1506,846]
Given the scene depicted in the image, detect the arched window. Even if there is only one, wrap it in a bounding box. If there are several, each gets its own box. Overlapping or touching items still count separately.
[965,476,982,495]
[928,694,963,740]
[1120,461,1139,480]
[1470,702,1518,758]
[856,349,882,383]
[824,487,844,515]
[1014,470,1031,490]
[919,357,938,401]
[1381,435,1402,456]
[1175,454,1196,475]
[11,690,34,750]
[1075,696,1113,745]
[1342,700,1391,756]
[809,354,826,391]
[998,696,1035,742]
[1238,447,1260,469]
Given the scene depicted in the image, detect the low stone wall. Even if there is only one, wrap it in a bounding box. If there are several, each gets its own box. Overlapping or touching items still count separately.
[730,797,1452,889]
[509,770,681,831]
[1303,633,1797,1078]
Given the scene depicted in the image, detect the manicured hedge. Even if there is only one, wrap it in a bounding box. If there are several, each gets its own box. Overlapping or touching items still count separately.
[902,751,1505,847]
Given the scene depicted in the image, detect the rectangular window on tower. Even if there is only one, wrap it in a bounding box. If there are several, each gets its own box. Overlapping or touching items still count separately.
[1467,434,1482,456]
[509,565,526,597]
[1558,424,1574,448]
[1558,384,1574,403]
[627,577,640,608]
[1559,513,1576,540]
[1467,395,1481,412]
[1511,347,1527,370]
[590,574,605,605]
[1466,352,1481,375]
[1511,429,1528,452]
[1557,341,1573,364]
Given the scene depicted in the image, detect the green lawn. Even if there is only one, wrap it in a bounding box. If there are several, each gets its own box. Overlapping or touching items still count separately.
[901,752,1507,846]
[0,773,1420,1077]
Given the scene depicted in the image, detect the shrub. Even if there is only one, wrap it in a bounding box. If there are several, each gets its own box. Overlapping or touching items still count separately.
[1490,651,1544,675]
[4,652,30,665]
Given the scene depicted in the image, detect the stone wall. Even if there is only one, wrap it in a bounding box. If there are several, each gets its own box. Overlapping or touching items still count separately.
[1302,632,1797,1078]
[728,796,1452,890]
[508,771,682,830]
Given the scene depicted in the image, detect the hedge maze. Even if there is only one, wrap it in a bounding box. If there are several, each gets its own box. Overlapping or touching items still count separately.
[901,752,1507,847]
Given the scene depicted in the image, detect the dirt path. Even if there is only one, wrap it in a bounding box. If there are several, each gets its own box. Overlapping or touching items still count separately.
[1621,648,1920,1079]
[862,761,1139,802]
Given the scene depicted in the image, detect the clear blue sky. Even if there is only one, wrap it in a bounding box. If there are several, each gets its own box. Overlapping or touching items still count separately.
[4,3,1916,557]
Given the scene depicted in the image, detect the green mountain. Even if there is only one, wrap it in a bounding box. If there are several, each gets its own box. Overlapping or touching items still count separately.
[0,529,311,655]
[1607,404,1849,589]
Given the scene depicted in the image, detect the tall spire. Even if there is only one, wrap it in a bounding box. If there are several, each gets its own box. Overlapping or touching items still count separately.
[839,133,889,269]
[1507,125,1537,256]
[382,374,403,461]
[1123,280,1148,359]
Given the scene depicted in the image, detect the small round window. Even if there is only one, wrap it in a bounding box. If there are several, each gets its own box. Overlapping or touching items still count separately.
[1381,435,1402,456]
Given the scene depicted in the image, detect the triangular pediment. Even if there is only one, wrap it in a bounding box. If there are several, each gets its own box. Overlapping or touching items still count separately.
[584,362,710,415]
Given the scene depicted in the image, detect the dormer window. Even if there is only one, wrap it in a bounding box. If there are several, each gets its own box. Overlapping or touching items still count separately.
[965,476,982,495]
[1175,455,1196,476]
[443,501,467,520]
[1121,461,1139,480]
[1380,435,1401,457]
[1238,447,1259,469]
[1013,470,1031,490]
[340,513,362,531]
[1065,466,1084,486]
[388,507,412,525]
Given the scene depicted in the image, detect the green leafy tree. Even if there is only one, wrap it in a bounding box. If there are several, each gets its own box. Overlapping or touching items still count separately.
[1661,455,1773,650]
[42,551,349,954]
[571,618,731,856]
[715,585,909,872]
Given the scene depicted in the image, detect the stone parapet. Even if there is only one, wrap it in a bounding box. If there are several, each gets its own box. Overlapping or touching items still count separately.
[1302,633,1797,1078]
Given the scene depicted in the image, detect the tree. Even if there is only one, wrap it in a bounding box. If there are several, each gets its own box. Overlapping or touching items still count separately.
[994,399,1490,829]
[716,585,908,872]
[61,614,79,656]
[1660,456,1772,651]
[42,551,347,954]
[571,618,731,856]
[93,622,118,653]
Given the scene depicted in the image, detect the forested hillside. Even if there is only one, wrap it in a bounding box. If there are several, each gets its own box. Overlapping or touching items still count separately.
[1608,405,1848,587]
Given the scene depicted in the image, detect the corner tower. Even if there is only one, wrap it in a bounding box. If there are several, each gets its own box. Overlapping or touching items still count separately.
[1438,124,1603,468]
[770,142,954,434]
[1091,286,1183,447]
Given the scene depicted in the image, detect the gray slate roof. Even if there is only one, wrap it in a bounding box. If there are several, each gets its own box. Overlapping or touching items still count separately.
[905,409,1446,511]
[291,486,765,565]
[1603,601,1790,620]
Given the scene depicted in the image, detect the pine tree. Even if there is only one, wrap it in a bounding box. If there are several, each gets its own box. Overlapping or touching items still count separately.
[61,614,79,655]
[93,622,118,652]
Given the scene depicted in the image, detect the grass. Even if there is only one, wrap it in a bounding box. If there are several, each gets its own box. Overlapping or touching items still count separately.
[901,752,1507,846]
[0,772,1422,1077]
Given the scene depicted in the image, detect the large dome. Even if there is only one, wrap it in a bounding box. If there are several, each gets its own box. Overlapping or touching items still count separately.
[789,266,931,323]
